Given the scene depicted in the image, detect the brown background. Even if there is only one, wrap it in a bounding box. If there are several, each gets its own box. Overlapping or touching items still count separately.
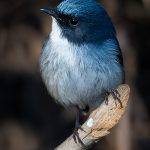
[0,0,150,149]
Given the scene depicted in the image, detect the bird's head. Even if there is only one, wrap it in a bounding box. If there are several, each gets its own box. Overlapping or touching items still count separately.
[41,0,116,45]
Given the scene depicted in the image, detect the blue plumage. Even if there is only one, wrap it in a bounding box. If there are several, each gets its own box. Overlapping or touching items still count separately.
[40,0,124,111]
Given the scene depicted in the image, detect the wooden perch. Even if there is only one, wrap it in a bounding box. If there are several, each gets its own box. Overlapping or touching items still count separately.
[55,84,130,150]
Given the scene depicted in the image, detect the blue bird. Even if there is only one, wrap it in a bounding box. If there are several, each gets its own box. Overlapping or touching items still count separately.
[40,0,124,138]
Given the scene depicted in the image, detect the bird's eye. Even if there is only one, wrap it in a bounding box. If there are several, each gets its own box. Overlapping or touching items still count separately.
[69,18,79,27]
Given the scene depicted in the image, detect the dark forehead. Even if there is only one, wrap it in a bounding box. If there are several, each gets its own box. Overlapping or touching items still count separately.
[54,9,76,27]
[56,10,74,21]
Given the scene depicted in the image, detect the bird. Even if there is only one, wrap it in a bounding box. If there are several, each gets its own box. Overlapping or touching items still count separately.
[40,0,124,139]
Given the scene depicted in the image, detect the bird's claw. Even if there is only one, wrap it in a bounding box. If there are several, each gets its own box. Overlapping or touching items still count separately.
[72,126,85,146]
[105,89,123,108]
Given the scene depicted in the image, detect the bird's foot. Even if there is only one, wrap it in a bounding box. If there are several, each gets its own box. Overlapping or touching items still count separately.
[105,89,123,108]
[72,124,85,146]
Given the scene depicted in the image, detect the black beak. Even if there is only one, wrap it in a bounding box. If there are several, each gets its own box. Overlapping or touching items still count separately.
[40,8,57,18]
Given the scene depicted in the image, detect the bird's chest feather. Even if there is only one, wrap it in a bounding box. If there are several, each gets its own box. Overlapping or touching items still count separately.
[40,19,123,106]
[42,38,95,98]
[40,37,120,105]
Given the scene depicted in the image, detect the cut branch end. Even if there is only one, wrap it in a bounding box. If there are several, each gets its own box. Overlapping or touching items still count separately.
[55,84,130,150]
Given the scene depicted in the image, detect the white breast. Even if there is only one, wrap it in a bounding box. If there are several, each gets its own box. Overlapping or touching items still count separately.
[40,18,123,108]
[51,18,77,66]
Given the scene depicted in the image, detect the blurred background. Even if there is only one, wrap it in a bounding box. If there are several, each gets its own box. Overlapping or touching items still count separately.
[0,0,150,149]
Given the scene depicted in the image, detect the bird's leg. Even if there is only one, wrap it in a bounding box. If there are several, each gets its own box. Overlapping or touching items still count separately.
[105,89,123,108]
[75,108,81,130]
[73,106,85,145]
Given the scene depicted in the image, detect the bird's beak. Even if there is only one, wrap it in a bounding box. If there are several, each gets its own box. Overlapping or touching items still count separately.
[40,8,57,18]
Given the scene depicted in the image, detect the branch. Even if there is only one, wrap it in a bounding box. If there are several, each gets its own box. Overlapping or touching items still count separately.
[55,84,130,150]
